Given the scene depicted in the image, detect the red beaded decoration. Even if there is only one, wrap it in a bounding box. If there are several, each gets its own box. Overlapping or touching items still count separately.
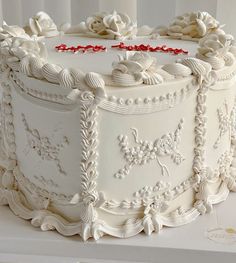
[55,44,107,53]
[111,42,189,55]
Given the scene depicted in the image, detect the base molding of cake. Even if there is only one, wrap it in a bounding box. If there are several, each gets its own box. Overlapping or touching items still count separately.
[0,184,231,241]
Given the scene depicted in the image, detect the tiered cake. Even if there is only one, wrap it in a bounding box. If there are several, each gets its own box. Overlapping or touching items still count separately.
[0,11,236,240]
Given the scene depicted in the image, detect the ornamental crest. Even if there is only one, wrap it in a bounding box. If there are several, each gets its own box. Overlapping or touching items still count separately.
[214,100,236,149]
[114,119,185,179]
[22,114,69,176]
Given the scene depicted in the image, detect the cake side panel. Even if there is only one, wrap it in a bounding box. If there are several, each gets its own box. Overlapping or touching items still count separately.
[10,74,83,218]
[204,76,236,195]
[206,80,236,164]
[96,78,197,225]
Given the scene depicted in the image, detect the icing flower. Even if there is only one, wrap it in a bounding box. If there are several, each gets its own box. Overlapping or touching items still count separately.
[86,11,137,39]
[196,32,235,69]
[198,33,233,58]
[86,13,106,35]
[112,52,163,86]
[27,11,59,37]
[0,22,29,41]
[1,36,47,60]
[167,11,221,38]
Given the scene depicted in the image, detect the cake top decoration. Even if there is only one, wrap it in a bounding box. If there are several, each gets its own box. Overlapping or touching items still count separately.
[65,10,137,40]
[0,10,236,90]
[25,11,59,37]
[196,32,234,69]
[0,21,29,41]
[165,11,222,39]
[138,11,223,40]
[0,22,47,63]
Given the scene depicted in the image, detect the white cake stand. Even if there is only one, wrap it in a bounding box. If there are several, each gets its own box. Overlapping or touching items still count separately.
[0,194,236,263]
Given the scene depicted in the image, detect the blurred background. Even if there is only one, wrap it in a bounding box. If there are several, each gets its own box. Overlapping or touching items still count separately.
[0,0,235,36]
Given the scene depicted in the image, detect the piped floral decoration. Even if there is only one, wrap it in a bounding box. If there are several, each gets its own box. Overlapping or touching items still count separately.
[84,11,137,40]
[196,32,235,69]
[167,11,221,39]
[26,11,59,37]
[0,21,29,42]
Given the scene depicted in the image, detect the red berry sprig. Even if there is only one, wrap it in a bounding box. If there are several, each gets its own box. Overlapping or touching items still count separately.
[55,44,107,53]
[111,42,189,55]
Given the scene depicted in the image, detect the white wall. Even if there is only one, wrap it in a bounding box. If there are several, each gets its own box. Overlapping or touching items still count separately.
[1,0,22,25]
[175,0,218,17]
[0,0,236,36]
[137,0,176,26]
[216,0,236,36]
[100,0,137,21]
[0,0,2,25]
[71,0,99,25]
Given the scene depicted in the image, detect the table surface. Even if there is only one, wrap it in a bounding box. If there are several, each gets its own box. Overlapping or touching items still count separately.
[0,193,236,263]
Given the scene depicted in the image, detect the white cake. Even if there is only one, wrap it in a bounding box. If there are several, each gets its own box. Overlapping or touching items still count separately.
[0,11,236,241]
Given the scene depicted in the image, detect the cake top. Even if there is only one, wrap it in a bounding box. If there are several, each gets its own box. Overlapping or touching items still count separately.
[44,36,197,75]
[0,10,235,97]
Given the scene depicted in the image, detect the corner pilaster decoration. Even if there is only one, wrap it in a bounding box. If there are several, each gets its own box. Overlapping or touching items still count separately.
[178,57,218,214]
[69,72,106,241]
[0,68,17,202]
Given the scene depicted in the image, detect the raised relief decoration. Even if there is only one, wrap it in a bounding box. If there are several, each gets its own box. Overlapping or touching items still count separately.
[133,180,171,198]
[22,114,69,176]
[33,175,59,188]
[114,119,185,179]
[214,101,234,149]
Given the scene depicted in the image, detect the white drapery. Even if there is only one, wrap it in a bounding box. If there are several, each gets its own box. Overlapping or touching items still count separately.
[0,0,235,36]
